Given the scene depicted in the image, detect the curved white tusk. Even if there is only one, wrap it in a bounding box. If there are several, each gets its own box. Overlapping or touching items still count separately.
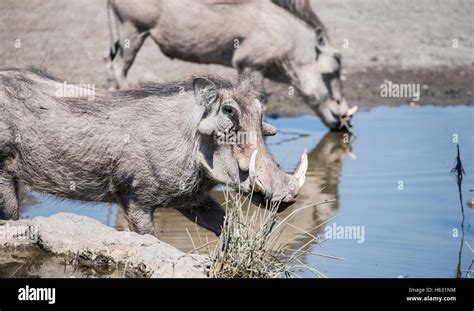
[347,152,357,160]
[249,149,258,181]
[249,149,266,193]
[346,105,358,117]
[293,149,308,188]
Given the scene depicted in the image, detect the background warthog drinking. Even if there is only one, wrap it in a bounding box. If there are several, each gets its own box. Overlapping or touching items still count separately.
[0,67,307,236]
[105,0,357,130]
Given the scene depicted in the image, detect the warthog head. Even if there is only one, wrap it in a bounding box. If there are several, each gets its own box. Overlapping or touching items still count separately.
[274,0,358,131]
[289,26,357,131]
[194,77,307,211]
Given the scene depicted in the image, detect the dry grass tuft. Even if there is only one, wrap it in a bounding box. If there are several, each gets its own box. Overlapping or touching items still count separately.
[206,190,335,278]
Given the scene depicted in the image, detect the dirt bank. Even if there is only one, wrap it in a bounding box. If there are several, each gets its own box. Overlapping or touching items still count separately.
[0,213,208,278]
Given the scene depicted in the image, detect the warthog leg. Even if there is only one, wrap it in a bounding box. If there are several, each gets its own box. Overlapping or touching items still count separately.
[176,196,225,236]
[105,21,149,90]
[116,195,156,236]
[0,171,20,220]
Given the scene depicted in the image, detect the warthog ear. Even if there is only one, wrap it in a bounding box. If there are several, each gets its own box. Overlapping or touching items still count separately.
[193,77,218,109]
[239,69,263,92]
[262,122,277,136]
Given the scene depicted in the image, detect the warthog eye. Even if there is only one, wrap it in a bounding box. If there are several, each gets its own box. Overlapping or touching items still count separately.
[316,27,325,47]
[222,104,238,121]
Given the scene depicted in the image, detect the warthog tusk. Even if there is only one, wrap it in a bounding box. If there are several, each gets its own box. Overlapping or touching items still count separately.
[347,152,357,160]
[346,105,358,117]
[249,149,258,180]
[249,149,265,192]
[293,149,308,188]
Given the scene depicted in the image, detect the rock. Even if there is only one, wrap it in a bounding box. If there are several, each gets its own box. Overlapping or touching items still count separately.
[0,213,208,278]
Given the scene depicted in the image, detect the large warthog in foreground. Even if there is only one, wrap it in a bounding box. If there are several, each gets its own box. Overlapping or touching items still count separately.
[105,0,357,130]
[0,67,307,236]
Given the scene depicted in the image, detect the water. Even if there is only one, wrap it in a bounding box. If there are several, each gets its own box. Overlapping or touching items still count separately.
[299,105,474,278]
[16,105,474,278]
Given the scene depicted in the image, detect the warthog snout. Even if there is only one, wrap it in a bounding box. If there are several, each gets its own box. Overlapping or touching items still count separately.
[325,97,358,131]
[247,149,308,212]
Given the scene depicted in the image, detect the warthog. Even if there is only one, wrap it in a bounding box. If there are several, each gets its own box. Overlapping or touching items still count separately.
[0,67,307,236]
[105,0,357,130]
